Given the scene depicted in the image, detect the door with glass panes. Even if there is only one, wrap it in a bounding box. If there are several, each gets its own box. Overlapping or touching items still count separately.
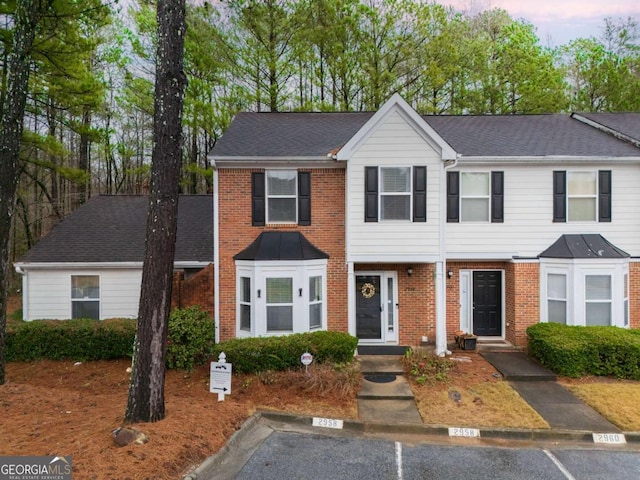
[355,272,398,342]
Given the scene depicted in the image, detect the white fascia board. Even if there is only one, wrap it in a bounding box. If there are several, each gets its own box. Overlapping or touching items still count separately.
[446,252,517,261]
[336,93,457,161]
[211,157,341,169]
[14,261,211,271]
[348,253,441,263]
[456,155,640,165]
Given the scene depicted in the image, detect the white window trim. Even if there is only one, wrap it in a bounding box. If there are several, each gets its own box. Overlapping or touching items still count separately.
[235,259,328,337]
[70,274,101,320]
[566,170,597,223]
[379,166,412,222]
[460,171,490,223]
[540,258,629,328]
[547,272,568,325]
[266,170,297,224]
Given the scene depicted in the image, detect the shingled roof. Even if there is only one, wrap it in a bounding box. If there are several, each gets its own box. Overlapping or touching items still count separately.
[17,195,213,264]
[210,109,640,160]
[571,112,640,147]
[539,234,629,259]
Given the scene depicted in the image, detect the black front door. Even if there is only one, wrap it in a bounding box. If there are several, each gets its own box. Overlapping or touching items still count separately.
[473,271,502,336]
[356,275,382,340]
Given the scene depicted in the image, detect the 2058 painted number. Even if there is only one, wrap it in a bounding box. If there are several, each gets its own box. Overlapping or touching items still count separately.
[593,433,626,444]
[449,427,480,438]
[312,417,344,429]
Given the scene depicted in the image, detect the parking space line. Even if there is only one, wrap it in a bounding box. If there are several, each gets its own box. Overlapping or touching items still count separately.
[543,449,576,480]
[395,441,403,480]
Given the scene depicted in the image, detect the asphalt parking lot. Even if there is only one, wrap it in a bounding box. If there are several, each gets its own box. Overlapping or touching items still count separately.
[187,415,640,480]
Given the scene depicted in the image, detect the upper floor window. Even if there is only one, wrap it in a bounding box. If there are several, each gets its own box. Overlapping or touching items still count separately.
[267,171,297,223]
[553,170,611,223]
[365,166,426,222]
[380,167,411,220]
[252,171,311,226]
[447,171,503,223]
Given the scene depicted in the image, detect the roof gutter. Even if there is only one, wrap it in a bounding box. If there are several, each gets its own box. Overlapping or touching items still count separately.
[456,155,640,165]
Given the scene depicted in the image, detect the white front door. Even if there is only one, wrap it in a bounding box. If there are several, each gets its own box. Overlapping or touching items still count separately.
[355,271,398,343]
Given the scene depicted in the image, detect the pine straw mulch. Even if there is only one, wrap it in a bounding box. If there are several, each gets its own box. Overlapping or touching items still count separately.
[0,360,358,480]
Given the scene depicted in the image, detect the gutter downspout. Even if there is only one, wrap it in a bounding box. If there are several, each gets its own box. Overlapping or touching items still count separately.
[14,265,27,321]
[212,163,220,344]
[436,156,459,356]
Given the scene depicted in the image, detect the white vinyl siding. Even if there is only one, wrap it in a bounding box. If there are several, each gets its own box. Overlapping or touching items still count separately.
[347,109,442,261]
[22,268,142,320]
[447,163,640,258]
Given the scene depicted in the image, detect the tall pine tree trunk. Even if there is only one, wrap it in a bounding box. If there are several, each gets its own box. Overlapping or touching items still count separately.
[0,0,45,386]
[125,0,187,423]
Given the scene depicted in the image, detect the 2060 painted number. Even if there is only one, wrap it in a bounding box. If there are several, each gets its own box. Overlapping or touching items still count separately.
[593,433,626,444]
[312,417,344,429]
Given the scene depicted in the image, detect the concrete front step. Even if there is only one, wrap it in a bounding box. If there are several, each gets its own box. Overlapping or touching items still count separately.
[357,355,404,375]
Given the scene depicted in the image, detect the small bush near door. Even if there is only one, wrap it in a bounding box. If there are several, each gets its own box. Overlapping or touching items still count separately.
[527,323,640,379]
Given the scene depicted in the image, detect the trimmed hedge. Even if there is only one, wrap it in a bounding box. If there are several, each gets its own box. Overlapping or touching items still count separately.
[166,306,215,370]
[212,331,358,373]
[527,323,640,379]
[6,318,136,362]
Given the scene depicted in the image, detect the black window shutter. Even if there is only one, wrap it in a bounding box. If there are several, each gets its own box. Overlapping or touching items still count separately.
[365,166,378,222]
[446,171,459,222]
[598,170,612,222]
[413,166,427,222]
[553,171,566,223]
[491,171,504,223]
[298,171,311,226]
[251,172,265,226]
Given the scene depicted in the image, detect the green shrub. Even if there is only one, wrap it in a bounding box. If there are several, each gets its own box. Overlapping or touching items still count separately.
[403,346,455,385]
[527,323,640,379]
[166,306,215,370]
[6,318,136,362]
[212,331,358,373]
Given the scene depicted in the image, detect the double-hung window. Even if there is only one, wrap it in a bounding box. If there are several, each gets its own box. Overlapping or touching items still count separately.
[547,273,567,324]
[309,276,323,330]
[553,170,611,222]
[71,275,100,319]
[266,277,294,332]
[239,277,251,331]
[267,171,297,223]
[380,167,411,220]
[446,171,504,222]
[585,275,612,326]
[364,166,427,222]
[251,170,311,226]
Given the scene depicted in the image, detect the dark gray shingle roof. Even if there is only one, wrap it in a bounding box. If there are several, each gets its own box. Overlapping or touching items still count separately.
[18,195,213,264]
[539,234,629,259]
[211,110,640,159]
[234,231,329,260]
[211,112,373,157]
[573,112,640,144]
[423,114,640,157]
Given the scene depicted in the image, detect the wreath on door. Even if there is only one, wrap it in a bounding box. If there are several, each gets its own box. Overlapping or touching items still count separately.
[361,282,376,298]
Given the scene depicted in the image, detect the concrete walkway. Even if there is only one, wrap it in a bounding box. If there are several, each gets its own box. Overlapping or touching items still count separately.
[481,351,619,432]
[356,355,423,424]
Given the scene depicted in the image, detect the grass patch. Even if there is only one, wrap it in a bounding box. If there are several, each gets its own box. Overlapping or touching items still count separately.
[562,381,640,431]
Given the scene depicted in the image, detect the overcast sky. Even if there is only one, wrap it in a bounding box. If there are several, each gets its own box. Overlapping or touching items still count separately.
[445,0,640,46]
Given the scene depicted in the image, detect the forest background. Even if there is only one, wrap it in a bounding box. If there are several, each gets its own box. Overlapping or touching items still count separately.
[2,0,639,290]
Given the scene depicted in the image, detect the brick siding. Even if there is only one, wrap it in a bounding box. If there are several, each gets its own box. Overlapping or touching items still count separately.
[171,263,215,319]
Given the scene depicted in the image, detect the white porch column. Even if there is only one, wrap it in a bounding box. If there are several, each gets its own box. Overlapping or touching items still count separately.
[435,260,448,356]
[347,261,355,338]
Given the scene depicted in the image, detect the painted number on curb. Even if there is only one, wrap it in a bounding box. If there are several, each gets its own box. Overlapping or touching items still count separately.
[312,417,344,429]
[593,433,626,444]
[449,427,480,438]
